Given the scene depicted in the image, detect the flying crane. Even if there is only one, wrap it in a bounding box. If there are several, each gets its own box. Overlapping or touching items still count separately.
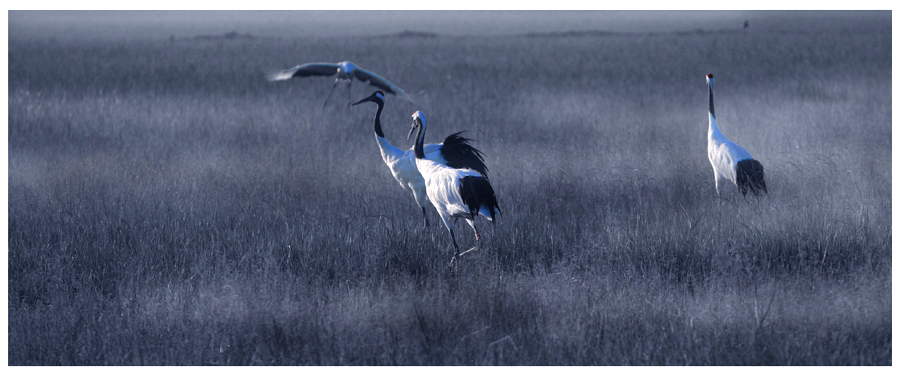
[269,61,414,107]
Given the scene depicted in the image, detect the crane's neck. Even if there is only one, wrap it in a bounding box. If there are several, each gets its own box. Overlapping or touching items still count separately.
[373,101,386,138]
[708,84,723,139]
[414,121,427,159]
[369,101,403,163]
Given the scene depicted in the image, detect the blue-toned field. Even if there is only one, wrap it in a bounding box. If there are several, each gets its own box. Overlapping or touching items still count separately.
[7,11,891,365]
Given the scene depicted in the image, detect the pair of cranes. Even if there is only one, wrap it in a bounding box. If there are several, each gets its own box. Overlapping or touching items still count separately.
[350,91,500,268]
[270,62,500,268]
[269,62,767,268]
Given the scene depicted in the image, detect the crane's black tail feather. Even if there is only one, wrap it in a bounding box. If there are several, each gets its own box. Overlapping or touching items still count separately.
[459,176,501,223]
[441,132,489,178]
[736,159,767,196]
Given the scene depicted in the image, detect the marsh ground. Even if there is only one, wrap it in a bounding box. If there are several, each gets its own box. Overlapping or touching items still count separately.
[7,11,892,365]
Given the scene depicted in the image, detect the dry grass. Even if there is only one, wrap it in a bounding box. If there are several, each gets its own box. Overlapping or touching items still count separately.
[7,12,891,365]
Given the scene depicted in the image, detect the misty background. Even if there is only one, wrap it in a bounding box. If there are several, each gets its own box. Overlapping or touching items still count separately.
[9,10,890,41]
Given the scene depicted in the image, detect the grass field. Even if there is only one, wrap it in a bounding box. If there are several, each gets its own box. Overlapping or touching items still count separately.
[7,11,892,365]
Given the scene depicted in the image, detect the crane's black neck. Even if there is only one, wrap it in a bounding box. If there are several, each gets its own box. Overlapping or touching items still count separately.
[414,121,426,159]
[708,84,715,118]
[372,101,385,138]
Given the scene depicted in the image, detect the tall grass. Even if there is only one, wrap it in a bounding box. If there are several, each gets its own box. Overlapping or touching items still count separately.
[7,13,891,365]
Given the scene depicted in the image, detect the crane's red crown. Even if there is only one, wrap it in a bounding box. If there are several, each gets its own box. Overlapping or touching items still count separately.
[706,73,714,78]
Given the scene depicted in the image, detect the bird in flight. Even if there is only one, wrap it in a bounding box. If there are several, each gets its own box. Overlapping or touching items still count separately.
[268,61,414,107]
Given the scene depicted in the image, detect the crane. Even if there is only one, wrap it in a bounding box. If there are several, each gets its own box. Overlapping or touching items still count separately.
[408,110,500,269]
[268,61,413,107]
[351,91,489,229]
[706,73,767,197]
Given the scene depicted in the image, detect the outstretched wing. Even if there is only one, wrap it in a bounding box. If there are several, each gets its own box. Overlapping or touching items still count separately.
[440,132,488,178]
[267,63,339,81]
[351,66,414,102]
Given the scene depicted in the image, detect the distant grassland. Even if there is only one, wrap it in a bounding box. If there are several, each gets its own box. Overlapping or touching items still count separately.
[7,15,891,365]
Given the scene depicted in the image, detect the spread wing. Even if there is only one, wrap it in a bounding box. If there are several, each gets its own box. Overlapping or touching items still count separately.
[267,63,340,81]
[351,66,414,103]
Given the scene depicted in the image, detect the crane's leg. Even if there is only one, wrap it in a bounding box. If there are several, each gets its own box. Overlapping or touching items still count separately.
[465,217,481,242]
[438,215,461,270]
[713,172,724,205]
[346,80,353,107]
[456,216,480,258]
[448,228,462,270]
[714,173,722,197]
[322,79,340,108]
[412,187,430,229]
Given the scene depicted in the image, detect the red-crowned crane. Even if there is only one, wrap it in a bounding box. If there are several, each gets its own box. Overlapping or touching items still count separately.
[706,73,767,197]
[268,61,413,107]
[351,91,489,229]
[408,110,500,269]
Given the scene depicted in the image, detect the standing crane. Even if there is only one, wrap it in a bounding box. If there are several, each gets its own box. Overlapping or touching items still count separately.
[706,73,767,197]
[351,91,489,229]
[408,110,501,269]
[268,61,414,107]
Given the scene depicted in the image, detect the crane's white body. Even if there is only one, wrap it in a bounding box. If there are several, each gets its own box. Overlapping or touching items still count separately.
[706,75,754,195]
[374,136,446,212]
[415,158,494,233]
[708,115,753,194]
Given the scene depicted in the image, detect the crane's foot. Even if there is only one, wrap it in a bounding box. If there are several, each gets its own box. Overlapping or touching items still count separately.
[460,246,478,257]
[448,246,478,270]
[475,233,482,241]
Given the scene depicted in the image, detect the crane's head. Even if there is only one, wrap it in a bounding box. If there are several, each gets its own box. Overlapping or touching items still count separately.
[407,111,427,141]
[351,91,385,107]
[706,73,714,86]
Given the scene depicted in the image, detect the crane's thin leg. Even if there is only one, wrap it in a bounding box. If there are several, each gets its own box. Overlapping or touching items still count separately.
[421,207,429,229]
[714,173,722,197]
[449,228,462,270]
[457,216,479,258]
[346,80,353,108]
[714,173,723,205]
[322,79,340,108]
[467,217,481,242]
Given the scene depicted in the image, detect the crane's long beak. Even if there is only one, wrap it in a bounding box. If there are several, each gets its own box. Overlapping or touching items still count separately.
[407,119,420,141]
[351,95,372,106]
